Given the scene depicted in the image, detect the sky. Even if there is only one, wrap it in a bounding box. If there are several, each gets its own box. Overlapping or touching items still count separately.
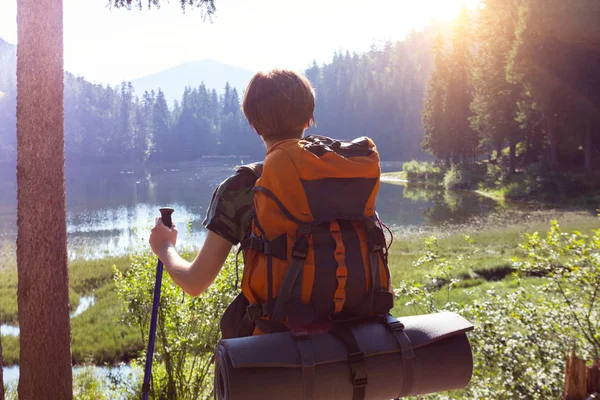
[0,0,480,85]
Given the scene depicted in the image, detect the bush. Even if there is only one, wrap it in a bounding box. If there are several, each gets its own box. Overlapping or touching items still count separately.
[443,164,486,191]
[481,162,510,189]
[394,219,599,399]
[114,251,239,400]
[499,161,588,201]
[402,160,444,183]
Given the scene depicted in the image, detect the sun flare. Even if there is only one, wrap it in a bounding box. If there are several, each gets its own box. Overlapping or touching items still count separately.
[394,0,481,25]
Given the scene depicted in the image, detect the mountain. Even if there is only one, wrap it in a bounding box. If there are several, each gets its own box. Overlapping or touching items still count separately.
[130,60,256,105]
[0,38,16,91]
[0,38,16,164]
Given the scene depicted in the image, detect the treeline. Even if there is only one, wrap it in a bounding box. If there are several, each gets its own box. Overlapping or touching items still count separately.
[64,78,265,165]
[0,27,444,165]
[422,0,600,174]
[0,70,265,165]
[305,26,442,161]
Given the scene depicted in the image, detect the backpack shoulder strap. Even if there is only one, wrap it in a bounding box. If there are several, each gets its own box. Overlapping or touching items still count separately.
[236,162,263,180]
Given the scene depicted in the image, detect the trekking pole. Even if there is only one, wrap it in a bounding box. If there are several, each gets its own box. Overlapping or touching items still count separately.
[142,207,174,400]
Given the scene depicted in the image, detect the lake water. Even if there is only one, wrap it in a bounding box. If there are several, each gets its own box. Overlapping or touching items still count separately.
[3,364,141,399]
[1,295,96,337]
[0,159,508,261]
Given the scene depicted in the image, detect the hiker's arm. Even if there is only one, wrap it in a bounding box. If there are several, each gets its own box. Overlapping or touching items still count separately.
[149,218,233,296]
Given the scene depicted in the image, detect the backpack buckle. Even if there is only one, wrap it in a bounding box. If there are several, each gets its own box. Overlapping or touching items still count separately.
[246,304,268,321]
[353,374,368,388]
[383,314,405,331]
[292,225,311,259]
[291,327,309,340]
[348,351,368,388]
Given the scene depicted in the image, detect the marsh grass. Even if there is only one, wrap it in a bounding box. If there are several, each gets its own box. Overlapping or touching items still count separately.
[0,209,598,368]
[0,251,200,367]
[388,209,599,319]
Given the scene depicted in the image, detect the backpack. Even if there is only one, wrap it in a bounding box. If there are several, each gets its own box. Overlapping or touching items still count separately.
[220,135,394,339]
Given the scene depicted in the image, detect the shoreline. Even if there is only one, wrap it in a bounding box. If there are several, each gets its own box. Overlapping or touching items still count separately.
[382,169,600,209]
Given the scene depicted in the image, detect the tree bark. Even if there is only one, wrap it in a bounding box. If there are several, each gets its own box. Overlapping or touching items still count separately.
[509,131,517,175]
[16,0,73,399]
[525,133,532,164]
[584,120,592,175]
[496,140,503,161]
[548,122,558,168]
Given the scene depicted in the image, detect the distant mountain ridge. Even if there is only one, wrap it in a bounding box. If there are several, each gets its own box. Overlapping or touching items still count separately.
[130,60,256,105]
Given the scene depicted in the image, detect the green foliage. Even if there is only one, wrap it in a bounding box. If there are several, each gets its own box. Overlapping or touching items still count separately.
[423,0,600,175]
[443,164,485,190]
[515,220,600,359]
[402,160,444,183]
[394,219,600,399]
[73,367,108,400]
[422,10,480,165]
[114,251,239,399]
[305,33,438,162]
[480,162,509,189]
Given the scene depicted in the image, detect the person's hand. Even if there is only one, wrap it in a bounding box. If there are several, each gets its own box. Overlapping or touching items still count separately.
[149,217,178,259]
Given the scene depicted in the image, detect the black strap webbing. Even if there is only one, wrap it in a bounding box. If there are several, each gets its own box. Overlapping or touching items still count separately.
[293,331,316,400]
[332,326,368,400]
[271,226,310,324]
[271,256,305,323]
[236,311,255,338]
[384,315,415,397]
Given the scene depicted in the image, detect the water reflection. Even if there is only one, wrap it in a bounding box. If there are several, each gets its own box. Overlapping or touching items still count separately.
[3,364,141,400]
[0,160,515,260]
[66,203,208,259]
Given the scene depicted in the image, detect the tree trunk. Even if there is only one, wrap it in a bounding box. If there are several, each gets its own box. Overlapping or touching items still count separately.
[509,132,516,175]
[16,0,73,399]
[584,120,592,175]
[548,122,558,168]
[525,133,532,164]
[496,140,503,161]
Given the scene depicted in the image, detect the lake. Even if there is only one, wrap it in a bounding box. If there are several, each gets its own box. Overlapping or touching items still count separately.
[0,159,509,261]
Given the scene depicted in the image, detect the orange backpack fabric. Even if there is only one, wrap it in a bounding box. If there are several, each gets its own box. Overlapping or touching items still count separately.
[231,135,394,337]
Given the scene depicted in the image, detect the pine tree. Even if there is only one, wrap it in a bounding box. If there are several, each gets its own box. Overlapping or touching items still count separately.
[445,8,478,164]
[469,0,522,172]
[422,34,451,165]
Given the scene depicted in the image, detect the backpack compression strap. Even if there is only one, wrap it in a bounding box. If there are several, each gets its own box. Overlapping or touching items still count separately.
[330,324,369,400]
[270,224,311,324]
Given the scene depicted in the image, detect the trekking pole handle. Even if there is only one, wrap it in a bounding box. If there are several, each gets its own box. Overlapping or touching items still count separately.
[160,207,174,229]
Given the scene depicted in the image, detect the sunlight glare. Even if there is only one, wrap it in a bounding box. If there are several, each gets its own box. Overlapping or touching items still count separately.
[394,0,481,25]
[427,0,481,21]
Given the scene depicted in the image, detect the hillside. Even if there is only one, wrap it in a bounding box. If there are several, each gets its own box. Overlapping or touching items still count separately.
[130,60,255,105]
[0,38,16,164]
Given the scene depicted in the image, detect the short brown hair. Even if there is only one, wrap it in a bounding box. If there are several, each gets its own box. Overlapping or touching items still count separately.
[242,69,316,140]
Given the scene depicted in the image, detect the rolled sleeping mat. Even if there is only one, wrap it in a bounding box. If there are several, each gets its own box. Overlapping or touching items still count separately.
[214,312,474,400]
